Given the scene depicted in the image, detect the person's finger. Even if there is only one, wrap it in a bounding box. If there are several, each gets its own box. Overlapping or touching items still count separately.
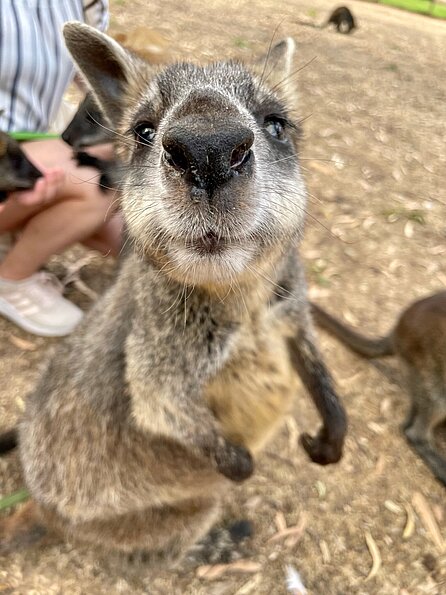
[14,178,47,206]
[42,168,65,202]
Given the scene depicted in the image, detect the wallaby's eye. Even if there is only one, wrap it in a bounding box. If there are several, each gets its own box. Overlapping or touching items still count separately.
[264,117,286,141]
[133,122,156,145]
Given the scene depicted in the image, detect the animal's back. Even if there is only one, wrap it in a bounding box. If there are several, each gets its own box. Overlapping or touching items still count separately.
[394,291,446,368]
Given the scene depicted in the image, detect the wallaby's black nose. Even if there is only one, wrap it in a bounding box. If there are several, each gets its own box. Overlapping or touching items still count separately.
[162,121,254,196]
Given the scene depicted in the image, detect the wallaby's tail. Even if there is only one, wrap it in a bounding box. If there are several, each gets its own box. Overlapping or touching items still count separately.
[0,428,17,454]
[311,302,395,358]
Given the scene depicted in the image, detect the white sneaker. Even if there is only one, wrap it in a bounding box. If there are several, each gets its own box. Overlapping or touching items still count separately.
[0,233,13,262]
[0,271,83,337]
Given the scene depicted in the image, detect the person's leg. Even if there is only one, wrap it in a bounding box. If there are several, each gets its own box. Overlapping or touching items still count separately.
[83,211,124,257]
[0,139,120,280]
[0,139,121,336]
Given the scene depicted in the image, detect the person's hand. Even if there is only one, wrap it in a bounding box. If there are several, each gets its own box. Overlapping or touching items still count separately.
[3,167,65,209]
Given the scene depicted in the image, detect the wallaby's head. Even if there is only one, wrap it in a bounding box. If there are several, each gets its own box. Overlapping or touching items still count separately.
[0,130,42,200]
[64,24,307,287]
[62,92,110,148]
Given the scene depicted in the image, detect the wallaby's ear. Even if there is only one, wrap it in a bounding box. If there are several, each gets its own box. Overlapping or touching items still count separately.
[251,37,296,90]
[63,22,142,127]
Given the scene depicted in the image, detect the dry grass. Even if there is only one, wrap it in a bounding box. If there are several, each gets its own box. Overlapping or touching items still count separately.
[1,0,446,593]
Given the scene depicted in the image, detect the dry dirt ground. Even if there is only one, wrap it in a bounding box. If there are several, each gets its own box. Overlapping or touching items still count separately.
[1,0,446,593]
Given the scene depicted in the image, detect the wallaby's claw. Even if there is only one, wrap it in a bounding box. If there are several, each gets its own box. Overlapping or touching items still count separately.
[213,440,254,482]
[299,429,343,465]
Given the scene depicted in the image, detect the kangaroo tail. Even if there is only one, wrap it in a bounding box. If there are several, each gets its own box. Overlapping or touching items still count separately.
[311,302,395,358]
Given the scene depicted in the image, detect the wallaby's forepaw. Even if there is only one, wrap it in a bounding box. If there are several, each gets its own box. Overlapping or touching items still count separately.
[300,429,343,465]
[212,439,254,482]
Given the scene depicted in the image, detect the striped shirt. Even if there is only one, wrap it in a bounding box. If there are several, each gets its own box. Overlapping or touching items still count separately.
[0,0,108,133]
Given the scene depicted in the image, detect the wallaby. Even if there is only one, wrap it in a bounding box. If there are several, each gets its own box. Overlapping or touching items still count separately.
[0,24,347,565]
[62,92,109,148]
[296,6,356,35]
[0,130,42,202]
[312,292,446,486]
[62,27,170,148]
[74,149,118,192]
[326,7,356,34]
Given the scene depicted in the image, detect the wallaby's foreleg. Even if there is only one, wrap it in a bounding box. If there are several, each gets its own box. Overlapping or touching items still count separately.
[127,288,254,483]
[287,330,347,464]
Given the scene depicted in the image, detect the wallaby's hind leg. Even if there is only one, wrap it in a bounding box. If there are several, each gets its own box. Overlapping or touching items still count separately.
[0,500,61,554]
[186,519,253,566]
[62,498,222,568]
[403,374,446,486]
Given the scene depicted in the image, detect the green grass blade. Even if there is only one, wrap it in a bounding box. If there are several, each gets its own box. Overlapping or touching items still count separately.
[0,488,30,511]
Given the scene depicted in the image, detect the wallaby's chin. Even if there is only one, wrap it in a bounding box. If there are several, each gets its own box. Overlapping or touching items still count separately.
[167,243,257,286]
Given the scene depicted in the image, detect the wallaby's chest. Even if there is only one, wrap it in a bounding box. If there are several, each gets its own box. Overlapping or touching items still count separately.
[204,312,298,452]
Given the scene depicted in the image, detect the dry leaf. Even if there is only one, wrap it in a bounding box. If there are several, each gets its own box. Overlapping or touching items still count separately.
[384,500,403,515]
[412,492,445,553]
[275,511,287,532]
[320,540,331,564]
[235,575,262,594]
[403,503,415,540]
[8,335,37,351]
[364,530,382,582]
[404,220,414,238]
[196,560,261,580]
[368,422,385,435]
[286,417,299,453]
[371,454,386,478]
[268,512,308,545]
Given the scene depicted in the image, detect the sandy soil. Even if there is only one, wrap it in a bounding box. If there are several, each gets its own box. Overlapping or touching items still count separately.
[1,0,446,593]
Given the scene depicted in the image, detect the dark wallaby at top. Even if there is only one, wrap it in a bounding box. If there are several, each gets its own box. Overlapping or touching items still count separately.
[295,6,356,35]
[0,24,346,565]
[326,6,356,34]
[312,292,446,486]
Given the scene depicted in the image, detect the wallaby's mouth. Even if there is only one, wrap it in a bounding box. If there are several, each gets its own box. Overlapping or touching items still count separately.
[190,231,226,256]
[167,237,257,285]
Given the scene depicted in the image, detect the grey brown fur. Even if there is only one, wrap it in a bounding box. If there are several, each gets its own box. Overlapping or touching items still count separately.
[0,25,346,563]
[312,292,446,486]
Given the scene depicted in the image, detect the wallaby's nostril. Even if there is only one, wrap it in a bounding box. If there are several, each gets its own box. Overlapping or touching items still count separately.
[229,132,254,171]
[162,135,191,173]
[230,144,252,170]
[163,146,189,173]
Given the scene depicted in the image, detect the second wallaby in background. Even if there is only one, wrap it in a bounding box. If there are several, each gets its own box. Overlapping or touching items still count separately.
[0,130,42,202]
[0,24,346,565]
[312,292,446,486]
